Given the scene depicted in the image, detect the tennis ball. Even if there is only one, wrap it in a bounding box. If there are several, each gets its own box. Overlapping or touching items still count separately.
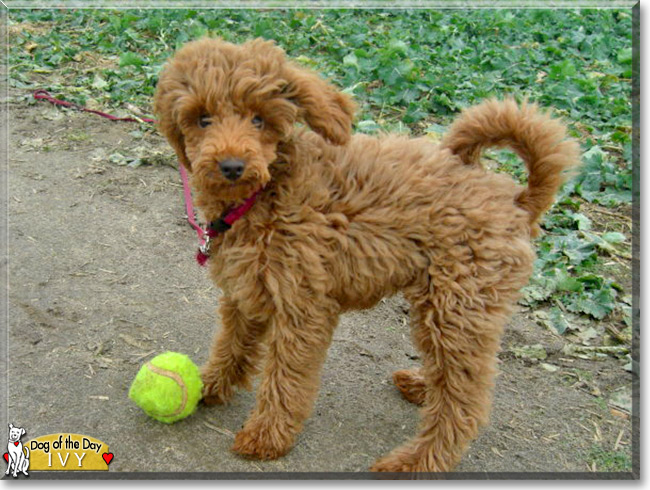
[129,351,203,424]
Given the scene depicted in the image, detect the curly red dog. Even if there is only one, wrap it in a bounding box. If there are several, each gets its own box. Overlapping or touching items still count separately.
[154,37,580,472]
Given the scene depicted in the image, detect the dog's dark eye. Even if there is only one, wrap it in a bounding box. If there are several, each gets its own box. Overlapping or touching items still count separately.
[198,115,212,128]
[252,115,264,129]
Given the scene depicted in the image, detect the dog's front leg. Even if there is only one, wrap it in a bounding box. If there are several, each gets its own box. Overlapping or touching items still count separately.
[202,297,269,405]
[10,454,18,477]
[231,297,339,460]
[15,453,23,478]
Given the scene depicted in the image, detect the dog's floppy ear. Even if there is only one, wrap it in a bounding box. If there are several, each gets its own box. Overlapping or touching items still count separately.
[282,63,356,145]
[20,428,25,437]
[8,423,13,429]
[153,80,192,172]
[159,117,192,171]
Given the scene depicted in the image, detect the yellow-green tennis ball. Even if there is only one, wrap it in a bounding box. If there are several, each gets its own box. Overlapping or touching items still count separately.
[129,352,203,424]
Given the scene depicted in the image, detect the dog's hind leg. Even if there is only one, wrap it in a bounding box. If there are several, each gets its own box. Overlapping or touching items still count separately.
[373,239,533,472]
[373,293,509,472]
[393,368,426,406]
[201,297,269,405]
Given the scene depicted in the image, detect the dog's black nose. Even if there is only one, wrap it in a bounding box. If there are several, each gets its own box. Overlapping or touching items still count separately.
[219,158,246,181]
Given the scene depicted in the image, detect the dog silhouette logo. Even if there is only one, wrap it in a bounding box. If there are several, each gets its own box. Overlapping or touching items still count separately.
[4,423,30,478]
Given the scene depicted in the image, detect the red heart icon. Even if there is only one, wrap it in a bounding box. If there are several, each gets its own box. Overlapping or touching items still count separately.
[14,441,19,446]
[102,452,114,465]
[3,453,7,462]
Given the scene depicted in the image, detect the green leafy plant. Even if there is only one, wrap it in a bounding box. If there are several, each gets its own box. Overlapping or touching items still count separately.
[586,445,632,472]
[8,8,633,341]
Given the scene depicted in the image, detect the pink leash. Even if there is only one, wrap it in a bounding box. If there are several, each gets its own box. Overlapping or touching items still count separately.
[34,90,156,124]
[33,90,260,266]
[178,163,204,240]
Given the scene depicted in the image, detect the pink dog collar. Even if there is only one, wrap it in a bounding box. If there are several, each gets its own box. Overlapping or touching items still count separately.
[177,164,262,267]
[195,188,262,267]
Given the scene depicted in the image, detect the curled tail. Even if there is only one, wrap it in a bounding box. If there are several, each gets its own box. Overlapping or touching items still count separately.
[441,98,581,234]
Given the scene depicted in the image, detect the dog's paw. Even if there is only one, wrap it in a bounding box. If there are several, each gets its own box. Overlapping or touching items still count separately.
[201,384,232,405]
[393,368,426,406]
[371,451,419,473]
[200,369,234,405]
[231,416,295,461]
[371,444,448,473]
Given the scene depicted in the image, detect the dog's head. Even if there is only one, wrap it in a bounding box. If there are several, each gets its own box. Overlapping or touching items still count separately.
[8,424,25,444]
[154,37,356,202]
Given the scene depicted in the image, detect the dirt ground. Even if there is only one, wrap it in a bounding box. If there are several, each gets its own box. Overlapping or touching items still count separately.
[4,98,636,478]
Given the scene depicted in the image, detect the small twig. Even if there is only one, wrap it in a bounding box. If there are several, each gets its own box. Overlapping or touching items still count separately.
[614,430,625,451]
[203,421,235,439]
[600,246,633,261]
[606,324,629,344]
[542,430,562,444]
[554,298,569,315]
[133,350,156,362]
[584,409,603,419]
[491,447,504,458]
[562,344,629,358]
[250,461,264,472]
[591,420,603,442]
[588,207,632,222]
[118,318,140,325]
[577,422,592,434]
